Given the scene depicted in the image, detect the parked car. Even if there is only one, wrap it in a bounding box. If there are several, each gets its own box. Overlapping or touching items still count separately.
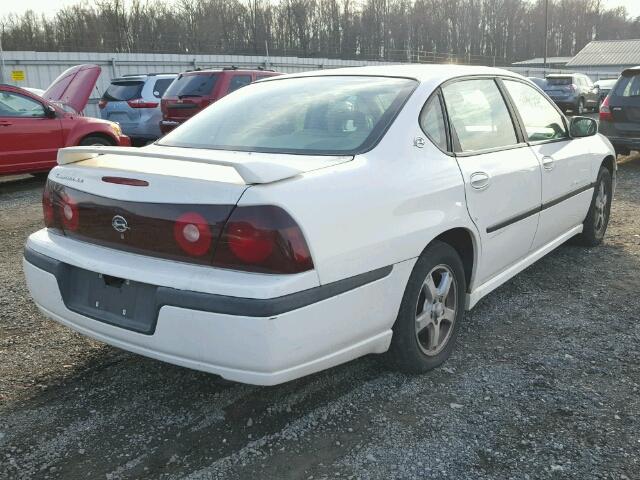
[527,77,547,89]
[24,65,614,385]
[594,78,618,106]
[99,73,177,142]
[159,67,280,134]
[0,64,130,176]
[543,73,599,114]
[599,66,640,155]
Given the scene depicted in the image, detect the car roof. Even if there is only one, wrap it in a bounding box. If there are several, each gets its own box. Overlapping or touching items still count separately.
[181,69,277,75]
[111,74,177,82]
[545,74,575,78]
[261,64,524,85]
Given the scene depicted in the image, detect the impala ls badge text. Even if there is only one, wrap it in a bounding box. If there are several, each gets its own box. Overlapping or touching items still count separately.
[112,215,130,233]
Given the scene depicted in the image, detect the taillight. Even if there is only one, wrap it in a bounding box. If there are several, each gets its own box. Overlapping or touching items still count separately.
[213,206,313,274]
[174,212,213,257]
[127,98,159,109]
[98,99,108,109]
[42,181,57,229]
[59,192,79,231]
[599,95,613,121]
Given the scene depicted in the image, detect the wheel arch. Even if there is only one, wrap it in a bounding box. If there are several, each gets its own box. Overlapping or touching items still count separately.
[429,227,478,293]
[77,132,117,146]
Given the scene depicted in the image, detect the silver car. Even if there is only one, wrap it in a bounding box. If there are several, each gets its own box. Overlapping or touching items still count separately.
[99,73,176,141]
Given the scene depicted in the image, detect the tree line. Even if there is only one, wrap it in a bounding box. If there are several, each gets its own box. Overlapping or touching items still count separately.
[1,0,638,64]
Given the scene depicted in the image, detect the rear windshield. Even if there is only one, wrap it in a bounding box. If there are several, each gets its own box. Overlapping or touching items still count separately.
[164,73,218,98]
[546,77,572,86]
[103,81,144,101]
[157,76,417,155]
[613,74,640,97]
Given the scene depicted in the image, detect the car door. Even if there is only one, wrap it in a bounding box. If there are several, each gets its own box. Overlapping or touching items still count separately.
[501,78,593,250]
[0,90,63,175]
[442,78,542,284]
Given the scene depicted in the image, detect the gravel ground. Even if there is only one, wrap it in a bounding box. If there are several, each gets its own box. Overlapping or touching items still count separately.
[0,156,639,480]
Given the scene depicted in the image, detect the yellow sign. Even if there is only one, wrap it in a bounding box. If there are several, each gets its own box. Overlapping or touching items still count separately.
[11,70,26,82]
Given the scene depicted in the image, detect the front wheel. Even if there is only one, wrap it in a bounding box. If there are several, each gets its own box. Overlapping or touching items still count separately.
[389,241,466,373]
[79,135,113,146]
[575,166,612,246]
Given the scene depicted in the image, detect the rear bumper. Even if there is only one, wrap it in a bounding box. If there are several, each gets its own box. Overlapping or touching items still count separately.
[159,120,181,134]
[23,232,412,385]
[603,136,640,152]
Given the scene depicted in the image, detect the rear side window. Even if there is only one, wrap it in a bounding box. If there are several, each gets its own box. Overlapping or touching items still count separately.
[546,77,572,86]
[419,95,448,151]
[228,75,252,93]
[614,74,640,97]
[164,74,218,98]
[442,79,518,153]
[103,81,143,101]
[503,80,567,142]
[152,78,174,98]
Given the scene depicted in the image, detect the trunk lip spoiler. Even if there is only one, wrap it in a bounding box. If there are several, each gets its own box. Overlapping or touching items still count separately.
[57,146,352,185]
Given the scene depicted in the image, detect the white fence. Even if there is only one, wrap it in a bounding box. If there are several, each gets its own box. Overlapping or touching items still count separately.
[0,51,621,118]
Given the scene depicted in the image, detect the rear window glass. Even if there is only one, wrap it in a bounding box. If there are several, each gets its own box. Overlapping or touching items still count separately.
[613,74,640,97]
[164,73,218,98]
[158,76,417,155]
[546,77,573,86]
[153,78,174,98]
[103,81,143,101]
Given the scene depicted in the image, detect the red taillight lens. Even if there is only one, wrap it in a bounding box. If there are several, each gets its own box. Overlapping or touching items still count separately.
[42,181,57,228]
[213,206,313,274]
[98,99,108,109]
[59,192,79,231]
[599,95,613,121]
[127,98,159,109]
[173,212,213,257]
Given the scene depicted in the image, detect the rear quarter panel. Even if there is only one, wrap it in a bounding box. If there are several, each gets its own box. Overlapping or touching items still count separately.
[239,83,479,286]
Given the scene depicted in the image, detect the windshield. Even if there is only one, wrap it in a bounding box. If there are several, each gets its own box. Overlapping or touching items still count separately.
[545,77,573,86]
[103,81,143,101]
[158,76,417,155]
[164,73,218,98]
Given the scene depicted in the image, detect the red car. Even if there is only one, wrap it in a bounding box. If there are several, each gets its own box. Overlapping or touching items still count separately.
[160,68,280,134]
[0,64,131,176]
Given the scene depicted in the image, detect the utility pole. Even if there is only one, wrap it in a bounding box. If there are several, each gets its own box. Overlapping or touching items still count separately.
[543,0,549,72]
[0,24,6,84]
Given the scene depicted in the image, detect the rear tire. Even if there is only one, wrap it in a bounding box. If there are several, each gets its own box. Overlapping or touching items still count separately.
[575,166,612,247]
[79,136,114,146]
[389,241,466,373]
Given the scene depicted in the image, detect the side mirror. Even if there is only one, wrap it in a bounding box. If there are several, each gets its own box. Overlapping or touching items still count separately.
[44,104,57,119]
[570,116,598,138]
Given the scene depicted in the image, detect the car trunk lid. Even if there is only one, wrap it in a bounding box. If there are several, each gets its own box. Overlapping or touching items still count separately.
[43,64,102,114]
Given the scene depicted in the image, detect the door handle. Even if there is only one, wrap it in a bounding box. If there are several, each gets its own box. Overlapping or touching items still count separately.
[0,121,12,127]
[542,156,555,170]
[470,172,490,190]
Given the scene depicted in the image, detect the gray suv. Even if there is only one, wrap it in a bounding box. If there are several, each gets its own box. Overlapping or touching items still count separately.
[543,73,600,114]
[99,73,176,141]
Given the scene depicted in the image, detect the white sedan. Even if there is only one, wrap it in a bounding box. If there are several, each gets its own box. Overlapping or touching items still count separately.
[24,65,615,385]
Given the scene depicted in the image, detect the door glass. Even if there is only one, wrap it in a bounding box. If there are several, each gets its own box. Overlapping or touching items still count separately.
[0,92,45,117]
[442,79,518,152]
[228,75,252,93]
[503,80,568,142]
[419,95,448,150]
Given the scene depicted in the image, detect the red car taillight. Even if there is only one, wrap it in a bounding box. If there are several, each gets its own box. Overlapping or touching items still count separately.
[213,206,314,274]
[98,99,108,109]
[42,181,58,229]
[599,95,613,121]
[174,212,213,257]
[127,98,159,109]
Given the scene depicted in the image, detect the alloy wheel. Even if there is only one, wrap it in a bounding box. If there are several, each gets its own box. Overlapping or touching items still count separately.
[415,265,457,356]
[594,180,608,234]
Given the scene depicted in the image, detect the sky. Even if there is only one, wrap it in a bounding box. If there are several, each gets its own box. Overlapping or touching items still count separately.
[0,0,639,17]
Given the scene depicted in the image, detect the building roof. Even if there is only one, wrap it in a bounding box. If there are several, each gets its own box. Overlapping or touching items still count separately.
[567,39,640,67]
[512,56,573,66]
